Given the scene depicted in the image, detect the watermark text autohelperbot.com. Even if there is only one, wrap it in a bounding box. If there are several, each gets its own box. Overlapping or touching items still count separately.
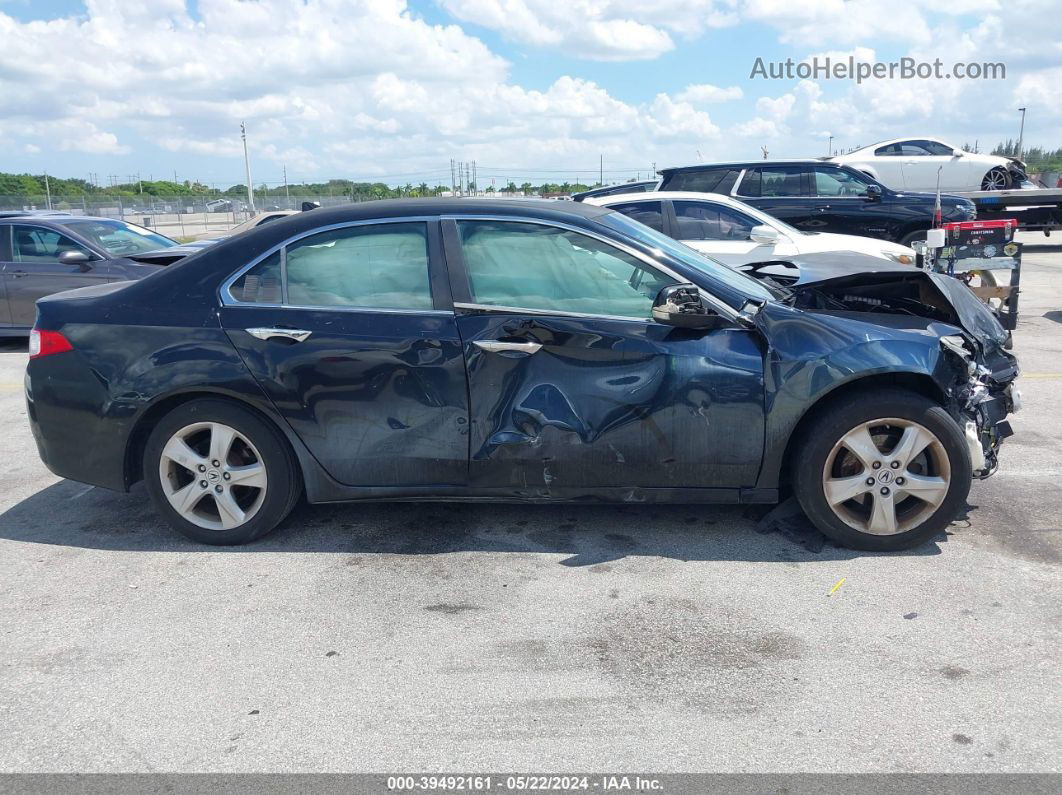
[751,56,1005,84]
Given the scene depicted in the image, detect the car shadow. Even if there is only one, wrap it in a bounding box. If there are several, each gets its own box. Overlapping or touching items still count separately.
[1044,310,1062,325]
[0,479,948,564]
[0,338,28,353]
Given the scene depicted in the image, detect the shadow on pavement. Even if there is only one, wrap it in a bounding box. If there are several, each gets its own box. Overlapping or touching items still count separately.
[0,479,945,565]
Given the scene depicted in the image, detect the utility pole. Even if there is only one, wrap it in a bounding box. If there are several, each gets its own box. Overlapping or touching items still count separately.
[138,172,143,195]
[241,121,256,213]
[599,154,603,186]
[1017,108,1027,161]
[827,135,833,156]
[44,171,52,210]
[283,165,289,205]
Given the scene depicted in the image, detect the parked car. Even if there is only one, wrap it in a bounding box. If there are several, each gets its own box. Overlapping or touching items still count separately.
[199,210,299,241]
[26,199,1018,551]
[584,190,915,268]
[830,138,1028,192]
[657,160,977,247]
[0,216,208,334]
[205,199,242,213]
[572,180,658,202]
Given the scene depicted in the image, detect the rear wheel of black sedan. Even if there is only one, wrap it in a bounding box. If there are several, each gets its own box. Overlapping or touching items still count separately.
[144,399,301,545]
[792,391,972,551]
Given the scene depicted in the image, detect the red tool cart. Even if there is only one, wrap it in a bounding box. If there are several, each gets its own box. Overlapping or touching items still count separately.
[931,219,1022,331]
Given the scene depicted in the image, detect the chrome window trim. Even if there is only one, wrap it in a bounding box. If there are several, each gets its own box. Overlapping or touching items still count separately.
[221,301,451,317]
[443,214,739,321]
[454,302,655,324]
[218,216,438,309]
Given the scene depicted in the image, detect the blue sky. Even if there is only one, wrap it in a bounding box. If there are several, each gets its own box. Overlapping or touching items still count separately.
[0,0,1054,188]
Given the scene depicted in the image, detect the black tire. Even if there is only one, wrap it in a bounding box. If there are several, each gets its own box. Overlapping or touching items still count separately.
[143,398,301,545]
[899,230,928,248]
[981,167,1010,191]
[792,390,972,551]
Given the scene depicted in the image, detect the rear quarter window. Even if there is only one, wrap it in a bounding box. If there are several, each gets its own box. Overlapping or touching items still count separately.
[660,168,740,194]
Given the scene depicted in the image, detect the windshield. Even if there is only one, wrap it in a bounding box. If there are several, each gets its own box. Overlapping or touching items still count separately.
[60,220,176,256]
[601,211,776,302]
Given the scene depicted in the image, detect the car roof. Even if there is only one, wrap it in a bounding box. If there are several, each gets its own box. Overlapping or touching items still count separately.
[659,160,838,174]
[0,210,74,218]
[246,197,614,228]
[843,137,953,154]
[585,190,746,206]
[0,214,146,224]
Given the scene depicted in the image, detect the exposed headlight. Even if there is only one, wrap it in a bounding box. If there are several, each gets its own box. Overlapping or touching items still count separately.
[940,335,970,358]
[884,251,915,265]
[940,335,978,376]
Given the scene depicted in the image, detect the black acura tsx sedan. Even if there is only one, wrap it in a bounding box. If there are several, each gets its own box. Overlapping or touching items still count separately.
[25,199,1019,550]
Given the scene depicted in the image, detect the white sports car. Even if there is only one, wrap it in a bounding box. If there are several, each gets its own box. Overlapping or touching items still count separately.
[585,190,916,269]
[830,137,1027,192]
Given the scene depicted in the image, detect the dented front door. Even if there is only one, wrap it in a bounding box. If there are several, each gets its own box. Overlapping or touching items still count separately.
[456,311,765,491]
[443,216,765,493]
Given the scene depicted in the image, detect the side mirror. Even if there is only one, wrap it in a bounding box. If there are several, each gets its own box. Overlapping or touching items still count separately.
[652,284,727,330]
[864,184,883,202]
[58,250,92,270]
[301,201,321,212]
[749,224,779,245]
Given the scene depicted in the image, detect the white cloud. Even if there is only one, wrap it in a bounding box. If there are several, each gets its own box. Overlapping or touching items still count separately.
[436,0,738,60]
[0,0,1060,183]
[676,84,744,104]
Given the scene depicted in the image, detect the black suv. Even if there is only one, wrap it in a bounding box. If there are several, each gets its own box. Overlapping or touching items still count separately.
[657,160,976,247]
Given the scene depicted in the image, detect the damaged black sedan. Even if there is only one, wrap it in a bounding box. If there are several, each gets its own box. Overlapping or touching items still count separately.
[25,199,1019,550]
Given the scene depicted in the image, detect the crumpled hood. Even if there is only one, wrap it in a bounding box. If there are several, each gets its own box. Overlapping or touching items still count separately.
[744,252,1009,350]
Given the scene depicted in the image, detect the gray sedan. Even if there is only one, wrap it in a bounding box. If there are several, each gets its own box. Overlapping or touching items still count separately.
[0,215,209,335]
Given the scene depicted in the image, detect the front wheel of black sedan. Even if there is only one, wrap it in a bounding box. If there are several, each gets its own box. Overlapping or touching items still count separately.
[144,399,301,545]
[792,391,972,551]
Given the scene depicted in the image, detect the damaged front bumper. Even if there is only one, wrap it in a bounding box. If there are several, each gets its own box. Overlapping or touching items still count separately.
[943,335,1020,478]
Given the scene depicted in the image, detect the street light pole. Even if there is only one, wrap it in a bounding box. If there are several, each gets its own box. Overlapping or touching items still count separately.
[1016,108,1027,162]
[241,121,256,214]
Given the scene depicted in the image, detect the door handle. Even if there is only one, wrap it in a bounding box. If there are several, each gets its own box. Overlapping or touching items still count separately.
[245,327,312,343]
[473,339,542,355]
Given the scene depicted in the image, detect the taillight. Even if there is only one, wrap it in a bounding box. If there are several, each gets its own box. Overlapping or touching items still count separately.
[28,329,74,359]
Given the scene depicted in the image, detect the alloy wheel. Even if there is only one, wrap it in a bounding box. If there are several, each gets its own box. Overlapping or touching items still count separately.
[158,421,268,531]
[821,418,951,536]
[981,168,1009,190]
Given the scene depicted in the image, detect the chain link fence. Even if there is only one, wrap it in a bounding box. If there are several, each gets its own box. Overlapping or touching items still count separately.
[0,194,358,240]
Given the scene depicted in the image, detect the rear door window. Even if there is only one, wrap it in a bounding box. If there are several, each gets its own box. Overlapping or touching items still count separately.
[607,201,665,233]
[230,222,433,309]
[661,168,740,194]
[737,166,807,198]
